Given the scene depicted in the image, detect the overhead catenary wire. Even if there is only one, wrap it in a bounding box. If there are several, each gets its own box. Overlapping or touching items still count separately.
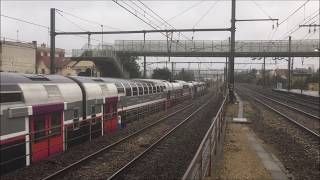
[56,11,89,32]
[133,1,213,64]
[1,14,49,29]
[1,13,102,43]
[192,0,220,29]
[133,0,196,42]
[157,0,205,28]
[279,10,319,39]
[278,0,311,26]
[55,9,121,30]
[251,0,273,20]
[112,0,193,52]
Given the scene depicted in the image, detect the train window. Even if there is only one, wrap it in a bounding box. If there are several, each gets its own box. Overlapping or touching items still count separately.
[153,84,157,93]
[137,83,143,95]
[143,83,148,94]
[122,82,132,96]
[131,83,138,96]
[44,85,60,97]
[148,84,153,94]
[115,83,125,94]
[91,105,96,115]
[73,118,80,130]
[33,115,46,142]
[0,92,23,103]
[73,109,79,119]
[157,86,161,93]
[51,112,61,136]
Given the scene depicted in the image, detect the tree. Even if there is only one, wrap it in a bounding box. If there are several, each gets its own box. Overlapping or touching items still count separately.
[175,68,194,81]
[292,76,308,93]
[152,68,171,80]
[119,55,141,78]
[234,69,258,84]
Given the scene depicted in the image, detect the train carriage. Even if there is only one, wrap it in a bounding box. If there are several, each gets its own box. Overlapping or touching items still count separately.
[0,72,207,174]
[0,72,82,173]
[68,76,119,145]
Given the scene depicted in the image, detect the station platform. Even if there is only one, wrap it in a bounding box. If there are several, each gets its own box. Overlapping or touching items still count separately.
[213,93,289,180]
[273,88,319,97]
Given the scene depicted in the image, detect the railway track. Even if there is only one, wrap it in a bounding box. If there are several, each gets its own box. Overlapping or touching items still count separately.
[243,84,319,115]
[42,93,218,180]
[273,90,320,107]
[236,85,320,139]
[109,94,223,180]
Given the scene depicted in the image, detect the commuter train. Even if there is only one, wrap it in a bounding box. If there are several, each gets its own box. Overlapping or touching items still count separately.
[0,72,207,174]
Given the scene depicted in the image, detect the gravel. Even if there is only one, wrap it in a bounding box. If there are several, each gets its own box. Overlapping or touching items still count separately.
[113,93,224,180]
[237,84,320,180]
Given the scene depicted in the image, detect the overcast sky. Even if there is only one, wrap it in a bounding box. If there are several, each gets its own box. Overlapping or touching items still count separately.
[1,0,319,72]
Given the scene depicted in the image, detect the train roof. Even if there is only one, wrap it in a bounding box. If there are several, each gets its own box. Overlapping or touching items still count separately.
[0,72,74,84]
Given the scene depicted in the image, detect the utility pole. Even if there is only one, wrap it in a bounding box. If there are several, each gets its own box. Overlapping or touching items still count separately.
[263,57,266,86]
[288,36,292,91]
[50,8,56,74]
[87,34,91,49]
[171,62,174,81]
[263,56,266,87]
[143,32,146,78]
[229,0,236,101]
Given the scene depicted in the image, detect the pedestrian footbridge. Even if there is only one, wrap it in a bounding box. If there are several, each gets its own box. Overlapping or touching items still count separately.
[72,39,319,58]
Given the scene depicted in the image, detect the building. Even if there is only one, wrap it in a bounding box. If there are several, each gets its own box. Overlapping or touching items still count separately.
[308,83,319,91]
[0,40,36,74]
[36,43,66,74]
[58,60,100,77]
[1,41,100,76]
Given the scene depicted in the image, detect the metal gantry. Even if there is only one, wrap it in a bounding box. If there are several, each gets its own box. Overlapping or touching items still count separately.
[49,0,320,100]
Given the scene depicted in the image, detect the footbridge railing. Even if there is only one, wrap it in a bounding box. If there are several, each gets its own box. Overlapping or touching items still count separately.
[113,39,319,57]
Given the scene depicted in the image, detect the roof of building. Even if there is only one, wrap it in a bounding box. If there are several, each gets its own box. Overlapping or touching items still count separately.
[1,40,36,49]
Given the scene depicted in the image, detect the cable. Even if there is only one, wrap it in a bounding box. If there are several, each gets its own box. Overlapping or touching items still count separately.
[55,9,121,30]
[112,0,188,51]
[1,14,49,29]
[193,0,220,29]
[132,1,210,64]
[2,13,101,43]
[135,1,170,28]
[133,0,192,41]
[280,10,319,39]
[251,0,273,19]
[56,11,88,32]
[158,0,205,28]
[278,0,311,26]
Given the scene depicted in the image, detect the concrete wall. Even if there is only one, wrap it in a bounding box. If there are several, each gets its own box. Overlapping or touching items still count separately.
[0,41,36,74]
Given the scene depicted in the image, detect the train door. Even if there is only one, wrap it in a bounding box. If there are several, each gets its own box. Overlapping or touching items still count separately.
[111,97,118,130]
[104,97,118,134]
[30,112,63,163]
[104,98,112,134]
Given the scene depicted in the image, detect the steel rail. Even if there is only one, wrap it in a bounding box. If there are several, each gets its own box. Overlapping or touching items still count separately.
[272,89,320,106]
[266,93,319,112]
[237,88,320,139]
[243,87,320,120]
[107,98,213,180]
[42,103,194,180]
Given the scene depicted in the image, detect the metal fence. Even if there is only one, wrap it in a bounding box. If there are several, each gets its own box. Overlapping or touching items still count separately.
[182,91,229,180]
[114,39,319,53]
